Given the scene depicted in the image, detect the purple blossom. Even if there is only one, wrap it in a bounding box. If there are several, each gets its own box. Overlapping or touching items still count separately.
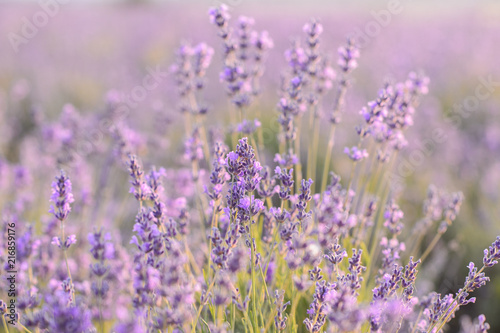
[256,166,277,198]
[483,236,500,267]
[402,257,421,303]
[324,241,347,266]
[208,5,230,28]
[379,237,405,275]
[337,38,359,74]
[344,146,368,161]
[275,166,294,200]
[297,178,314,220]
[274,151,298,169]
[457,262,489,306]
[383,200,404,235]
[49,170,74,221]
[274,290,290,331]
[88,228,115,261]
[236,16,255,61]
[476,314,491,333]
[44,291,93,333]
[304,280,333,332]
[303,20,323,38]
[284,41,308,74]
[193,42,214,78]
[184,127,205,162]
[326,286,366,332]
[236,119,261,134]
[127,155,150,202]
[251,30,274,53]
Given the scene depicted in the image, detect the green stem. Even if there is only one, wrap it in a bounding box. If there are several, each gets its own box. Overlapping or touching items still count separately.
[344,161,357,209]
[60,220,76,304]
[258,266,272,306]
[249,234,259,331]
[419,231,443,263]
[410,308,423,333]
[320,124,336,195]
[290,290,302,332]
[231,302,236,332]
[351,140,377,214]
[191,270,219,333]
[2,315,10,333]
[17,322,33,333]
[306,105,316,182]
[309,116,321,187]
[294,118,303,195]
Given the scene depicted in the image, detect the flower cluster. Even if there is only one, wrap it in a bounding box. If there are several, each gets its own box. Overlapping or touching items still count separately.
[2,5,499,333]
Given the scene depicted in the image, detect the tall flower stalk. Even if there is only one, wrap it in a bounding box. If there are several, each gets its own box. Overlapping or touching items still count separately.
[49,170,76,305]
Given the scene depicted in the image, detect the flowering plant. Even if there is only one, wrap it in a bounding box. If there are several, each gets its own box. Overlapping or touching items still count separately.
[0,4,498,333]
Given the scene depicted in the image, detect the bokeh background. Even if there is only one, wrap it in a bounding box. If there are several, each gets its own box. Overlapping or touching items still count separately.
[1,0,500,330]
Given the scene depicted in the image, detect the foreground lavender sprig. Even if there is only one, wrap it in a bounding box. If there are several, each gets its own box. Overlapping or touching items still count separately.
[49,170,77,305]
[429,237,500,332]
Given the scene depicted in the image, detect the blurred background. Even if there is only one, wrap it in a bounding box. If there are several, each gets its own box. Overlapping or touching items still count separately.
[1,0,500,330]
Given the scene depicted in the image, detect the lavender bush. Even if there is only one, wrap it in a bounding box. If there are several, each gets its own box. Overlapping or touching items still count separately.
[0,4,499,333]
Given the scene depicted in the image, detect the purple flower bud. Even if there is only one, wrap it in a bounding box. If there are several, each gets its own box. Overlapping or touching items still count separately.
[337,38,359,74]
[484,236,500,267]
[128,155,151,202]
[193,42,214,77]
[303,20,323,37]
[275,167,294,200]
[51,237,62,248]
[344,146,368,161]
[236,119,261,134]
[251,30,274,51]
[476,314,490,333]
[64,234,77,249]
[383,200,404,235]
[208,5,230,27]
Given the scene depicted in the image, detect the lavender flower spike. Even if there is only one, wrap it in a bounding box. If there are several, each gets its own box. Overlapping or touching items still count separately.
[344,146,368,162]
[337,38,359,74]
[49,170,75,221]
[483,236,500,267]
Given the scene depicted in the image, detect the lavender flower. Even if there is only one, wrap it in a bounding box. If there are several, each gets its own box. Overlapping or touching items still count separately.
[297,178,313,221]
[51,235,77,249]
[337,38,359,74]
[324,241,347,267]
[274,151,299,169]
[236,118,261,134]
[7,8,500,333]
[402,257,421,303]
[326,285,366,332]
[49,170,74,221]
[127,155,149,202]
[304,280,333,332]
[457,262,489,306]
[44,291,93,333]
[275,166,294,200]
[184,127,205,163]
[383,200,404,235]
[483,236,500,267]
[344,146,368,161]
[476,314,491,333]
[208,5,230,29]
[274,290,290,331]
[256,166,277,198]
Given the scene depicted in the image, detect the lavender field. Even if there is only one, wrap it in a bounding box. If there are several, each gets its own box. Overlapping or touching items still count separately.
[1,0,500,332]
